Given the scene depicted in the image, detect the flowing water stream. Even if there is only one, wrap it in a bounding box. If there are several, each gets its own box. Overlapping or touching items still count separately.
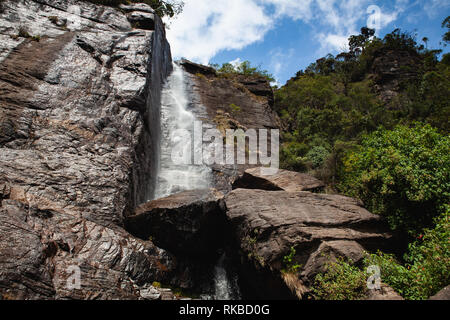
[154,63,212,199]
[155,62,240,300]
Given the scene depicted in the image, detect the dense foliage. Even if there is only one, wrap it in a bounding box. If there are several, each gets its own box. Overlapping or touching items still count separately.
[276,27,449,186]
[340,124,450,235]
[276,17,450,299]
[85,0,184,18]
[312,257,368,300]
[367,210,449,300]
[313,210,449,300]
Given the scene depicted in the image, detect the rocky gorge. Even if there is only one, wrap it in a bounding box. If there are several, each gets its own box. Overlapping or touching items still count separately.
[0,0,405,300]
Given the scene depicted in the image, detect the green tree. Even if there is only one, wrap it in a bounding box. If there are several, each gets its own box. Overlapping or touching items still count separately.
[211,60,275,82]
[366,209,449,300]
[443,16,450,44]
[340,124,450,236]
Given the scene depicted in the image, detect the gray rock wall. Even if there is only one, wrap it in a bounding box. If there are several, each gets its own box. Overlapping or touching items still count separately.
[0,0,175,300]
[0,0,172,227]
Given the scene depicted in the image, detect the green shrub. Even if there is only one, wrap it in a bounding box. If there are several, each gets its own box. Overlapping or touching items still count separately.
[210,60,275,83]
[312,257,367,300]
[340,124,450,235]
[282,247,301,274]
[306,146,330,169]
[365,210,450,300]
[229,103,241,115]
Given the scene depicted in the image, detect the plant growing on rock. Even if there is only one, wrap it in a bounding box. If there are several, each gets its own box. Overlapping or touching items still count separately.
[210,60,275,83]
[10,26,40,42]
[282,247,302,274]
[312,257,367,300]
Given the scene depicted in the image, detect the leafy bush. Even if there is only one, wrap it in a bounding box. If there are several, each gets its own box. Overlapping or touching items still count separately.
[210,60,275,82]
[340,124,450,235]
[306,146,330,169]
[282,247,301,274]
[312,257,368,300]
[365,210,449,300]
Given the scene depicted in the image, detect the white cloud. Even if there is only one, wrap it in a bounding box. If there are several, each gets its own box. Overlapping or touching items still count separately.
[229,57,243,68]
[261,0,314,21]
[423,0,450,18]
[166,0,406,64]
[166,0,271,64]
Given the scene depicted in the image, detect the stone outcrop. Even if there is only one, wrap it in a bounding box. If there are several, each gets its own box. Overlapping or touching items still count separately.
[0,0,174,299]
[370,49,421,103]
[125,189,227,258]
[430,285,450,300]
[0,1,407,302]
[232,168,325,192]
[223,189,393,299]
[180,59,281,193]
[365,283,404,300]
[0,198,176,300]
[300,240,365,283]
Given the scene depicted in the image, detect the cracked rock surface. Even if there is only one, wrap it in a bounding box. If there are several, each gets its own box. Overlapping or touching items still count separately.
[0,0,174,300]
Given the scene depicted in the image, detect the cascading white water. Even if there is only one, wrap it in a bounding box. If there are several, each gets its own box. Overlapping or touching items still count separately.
[154,63,212,199]
[155,62,240,300]
[212,253,241,300]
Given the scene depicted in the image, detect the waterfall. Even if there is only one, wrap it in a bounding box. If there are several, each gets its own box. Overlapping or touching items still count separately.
[212,253,241,300]
[155,62,241,300]
[154,63,212,200]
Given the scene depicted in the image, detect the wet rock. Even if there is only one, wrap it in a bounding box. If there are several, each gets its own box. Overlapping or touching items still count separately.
[224,189,393,299]
[126,189,227,258]
[232,168,325,192]
[181,60,281,194]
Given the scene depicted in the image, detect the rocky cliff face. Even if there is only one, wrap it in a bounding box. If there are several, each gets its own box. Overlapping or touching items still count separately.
[179,59,281,192]
[0,0,399,301]
[0,0,175,299]
[370,49,422,103]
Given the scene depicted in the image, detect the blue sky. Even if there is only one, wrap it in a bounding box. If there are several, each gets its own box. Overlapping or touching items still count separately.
[166,0,450,85]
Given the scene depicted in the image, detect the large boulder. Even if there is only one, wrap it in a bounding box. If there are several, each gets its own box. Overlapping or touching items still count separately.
[300,240,366,282]
[232,168,325,192]
[430,285,450,300]
[0,199,176,300]
[224,189,393,299]
[125,189,228,258]
[365,284,404,300]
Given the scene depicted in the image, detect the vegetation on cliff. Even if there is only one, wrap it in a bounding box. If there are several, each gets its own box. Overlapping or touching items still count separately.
[210,60,275,82]
[272,17,450,299]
